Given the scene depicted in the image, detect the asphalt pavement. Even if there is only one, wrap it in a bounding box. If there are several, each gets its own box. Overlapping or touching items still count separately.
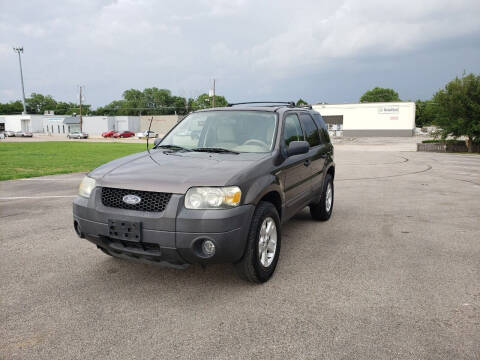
[1,144,479,359]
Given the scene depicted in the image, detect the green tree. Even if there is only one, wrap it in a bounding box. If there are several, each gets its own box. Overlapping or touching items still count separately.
[360,87,401,103]
[93,100,126,116]
[90,88,229,115]
[186,97,196,113]
[415,100,438,128]
[171,96,187,115]
[193,93,228,109]
[0,100,24,114]
[296,99,308,106]
[26,93,57,114]
[194,93,211,109]
[433,73,480,152]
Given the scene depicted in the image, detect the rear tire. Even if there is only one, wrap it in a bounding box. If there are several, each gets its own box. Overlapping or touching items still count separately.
[234,201,281,283]
[310,173,334,221]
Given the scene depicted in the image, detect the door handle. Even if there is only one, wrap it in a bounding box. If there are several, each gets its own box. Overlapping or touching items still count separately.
[304,159,311,167]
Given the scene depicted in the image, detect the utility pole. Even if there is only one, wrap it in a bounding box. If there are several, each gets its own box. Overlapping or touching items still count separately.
[212,79,216,108]
[13,47,27,114]
[79,86,84,132]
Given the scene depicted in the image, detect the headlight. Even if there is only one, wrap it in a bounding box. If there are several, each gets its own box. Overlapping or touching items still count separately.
[78,176,96,198]
[185,186,241,209]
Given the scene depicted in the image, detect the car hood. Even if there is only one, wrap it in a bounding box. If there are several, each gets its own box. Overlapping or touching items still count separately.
[90,150,268,194]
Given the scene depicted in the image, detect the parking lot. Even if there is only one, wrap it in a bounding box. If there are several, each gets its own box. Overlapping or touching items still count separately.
[1,143,479,359]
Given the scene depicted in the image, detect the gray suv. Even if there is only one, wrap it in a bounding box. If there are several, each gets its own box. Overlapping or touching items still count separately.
[73,102,335,282]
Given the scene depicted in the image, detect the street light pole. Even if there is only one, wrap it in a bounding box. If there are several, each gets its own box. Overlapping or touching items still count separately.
[13,46,27,114]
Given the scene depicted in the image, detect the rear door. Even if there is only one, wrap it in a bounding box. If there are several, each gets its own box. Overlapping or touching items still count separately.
[281,113,312,215]
[299,112,326,194]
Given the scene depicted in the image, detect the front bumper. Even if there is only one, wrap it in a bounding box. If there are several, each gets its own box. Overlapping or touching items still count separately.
[73,188,254,267]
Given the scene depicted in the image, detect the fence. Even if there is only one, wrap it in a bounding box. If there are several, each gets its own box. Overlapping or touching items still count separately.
[417,142,480,153]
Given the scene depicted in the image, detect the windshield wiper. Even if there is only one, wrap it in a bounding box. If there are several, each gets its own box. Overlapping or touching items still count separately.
[155,144,191,152]
[191,147,239,154]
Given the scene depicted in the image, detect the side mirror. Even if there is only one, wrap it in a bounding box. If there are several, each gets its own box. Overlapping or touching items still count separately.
[287,141,309,157]
[153,138,162,146]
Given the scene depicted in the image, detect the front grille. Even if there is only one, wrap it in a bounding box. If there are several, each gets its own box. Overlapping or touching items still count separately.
[101,187,171,212]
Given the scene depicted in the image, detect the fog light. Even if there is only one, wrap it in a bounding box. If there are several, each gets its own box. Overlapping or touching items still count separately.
[202,240,215,257]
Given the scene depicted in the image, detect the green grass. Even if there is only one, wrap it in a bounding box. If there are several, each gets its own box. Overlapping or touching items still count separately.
[0,142,147,181]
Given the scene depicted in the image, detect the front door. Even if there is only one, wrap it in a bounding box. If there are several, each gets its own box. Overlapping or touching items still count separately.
[21,119,30,132]
[281,113,312,218]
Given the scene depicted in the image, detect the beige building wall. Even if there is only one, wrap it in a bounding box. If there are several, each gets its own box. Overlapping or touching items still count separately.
[140,115,183,135]
[313,102,415,137]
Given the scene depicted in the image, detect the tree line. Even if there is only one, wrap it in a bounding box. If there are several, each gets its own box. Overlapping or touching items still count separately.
[2,76,478,151]
[0,94,91,116]
[0,88,229,116]
[0,90,313,116]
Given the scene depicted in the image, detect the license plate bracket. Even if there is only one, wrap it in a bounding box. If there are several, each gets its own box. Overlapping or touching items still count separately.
[108,220,142,241]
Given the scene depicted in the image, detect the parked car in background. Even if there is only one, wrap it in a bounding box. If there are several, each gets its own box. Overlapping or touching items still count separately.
[4,131,16,137]
[113,131,135,138]
[68,132,89,139]
[102,130,115,138]
[14,131,33,137]
[136,130,158,139]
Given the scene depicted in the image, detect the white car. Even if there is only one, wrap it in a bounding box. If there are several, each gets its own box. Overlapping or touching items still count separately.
[136,130,158,139]
[68,132,88,139]
[15,131,33,137]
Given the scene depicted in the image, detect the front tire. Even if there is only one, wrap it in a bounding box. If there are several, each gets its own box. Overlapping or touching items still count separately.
[235,201,281,283]
[310,173,334,221]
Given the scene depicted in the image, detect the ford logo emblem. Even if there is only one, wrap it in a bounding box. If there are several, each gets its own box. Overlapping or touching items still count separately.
[122,194,141,205]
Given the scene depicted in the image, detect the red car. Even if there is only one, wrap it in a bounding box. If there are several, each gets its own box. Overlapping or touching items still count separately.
[102,130,115,138]
[113,131,135,138]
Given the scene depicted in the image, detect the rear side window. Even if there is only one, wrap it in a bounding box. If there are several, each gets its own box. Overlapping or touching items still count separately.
[283,114,304,146]
[299,113,320,147]
[312,113,330,144]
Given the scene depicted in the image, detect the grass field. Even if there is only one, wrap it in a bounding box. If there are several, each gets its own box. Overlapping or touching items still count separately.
[0,142,147,181]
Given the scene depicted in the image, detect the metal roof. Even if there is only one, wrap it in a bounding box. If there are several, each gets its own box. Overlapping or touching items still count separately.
[63,117,80,124]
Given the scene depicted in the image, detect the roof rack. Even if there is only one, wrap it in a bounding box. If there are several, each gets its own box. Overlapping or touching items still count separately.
[227,101,295,108]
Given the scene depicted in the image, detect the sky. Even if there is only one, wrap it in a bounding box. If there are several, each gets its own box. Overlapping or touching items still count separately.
[1,0,480,108]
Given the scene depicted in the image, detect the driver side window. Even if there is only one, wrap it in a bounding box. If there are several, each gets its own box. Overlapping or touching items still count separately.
[283,114,304,146]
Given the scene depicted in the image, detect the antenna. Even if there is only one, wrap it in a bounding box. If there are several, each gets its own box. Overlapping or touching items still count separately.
[146,116,153,154]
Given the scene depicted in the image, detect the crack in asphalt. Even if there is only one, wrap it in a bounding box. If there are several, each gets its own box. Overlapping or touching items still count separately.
[341,156,409,166]
[337,155,433,182]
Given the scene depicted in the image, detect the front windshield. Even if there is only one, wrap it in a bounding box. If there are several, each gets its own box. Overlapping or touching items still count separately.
[159,111,277,153]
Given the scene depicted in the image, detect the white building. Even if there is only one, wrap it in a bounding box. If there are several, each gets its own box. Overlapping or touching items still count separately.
[0,114,139,136]
[140,115,183,135]
[0,114,44,132]
[43,116,80,134]
[82,116,115,136]
[82,116,139,136]
[313,102,416,137]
